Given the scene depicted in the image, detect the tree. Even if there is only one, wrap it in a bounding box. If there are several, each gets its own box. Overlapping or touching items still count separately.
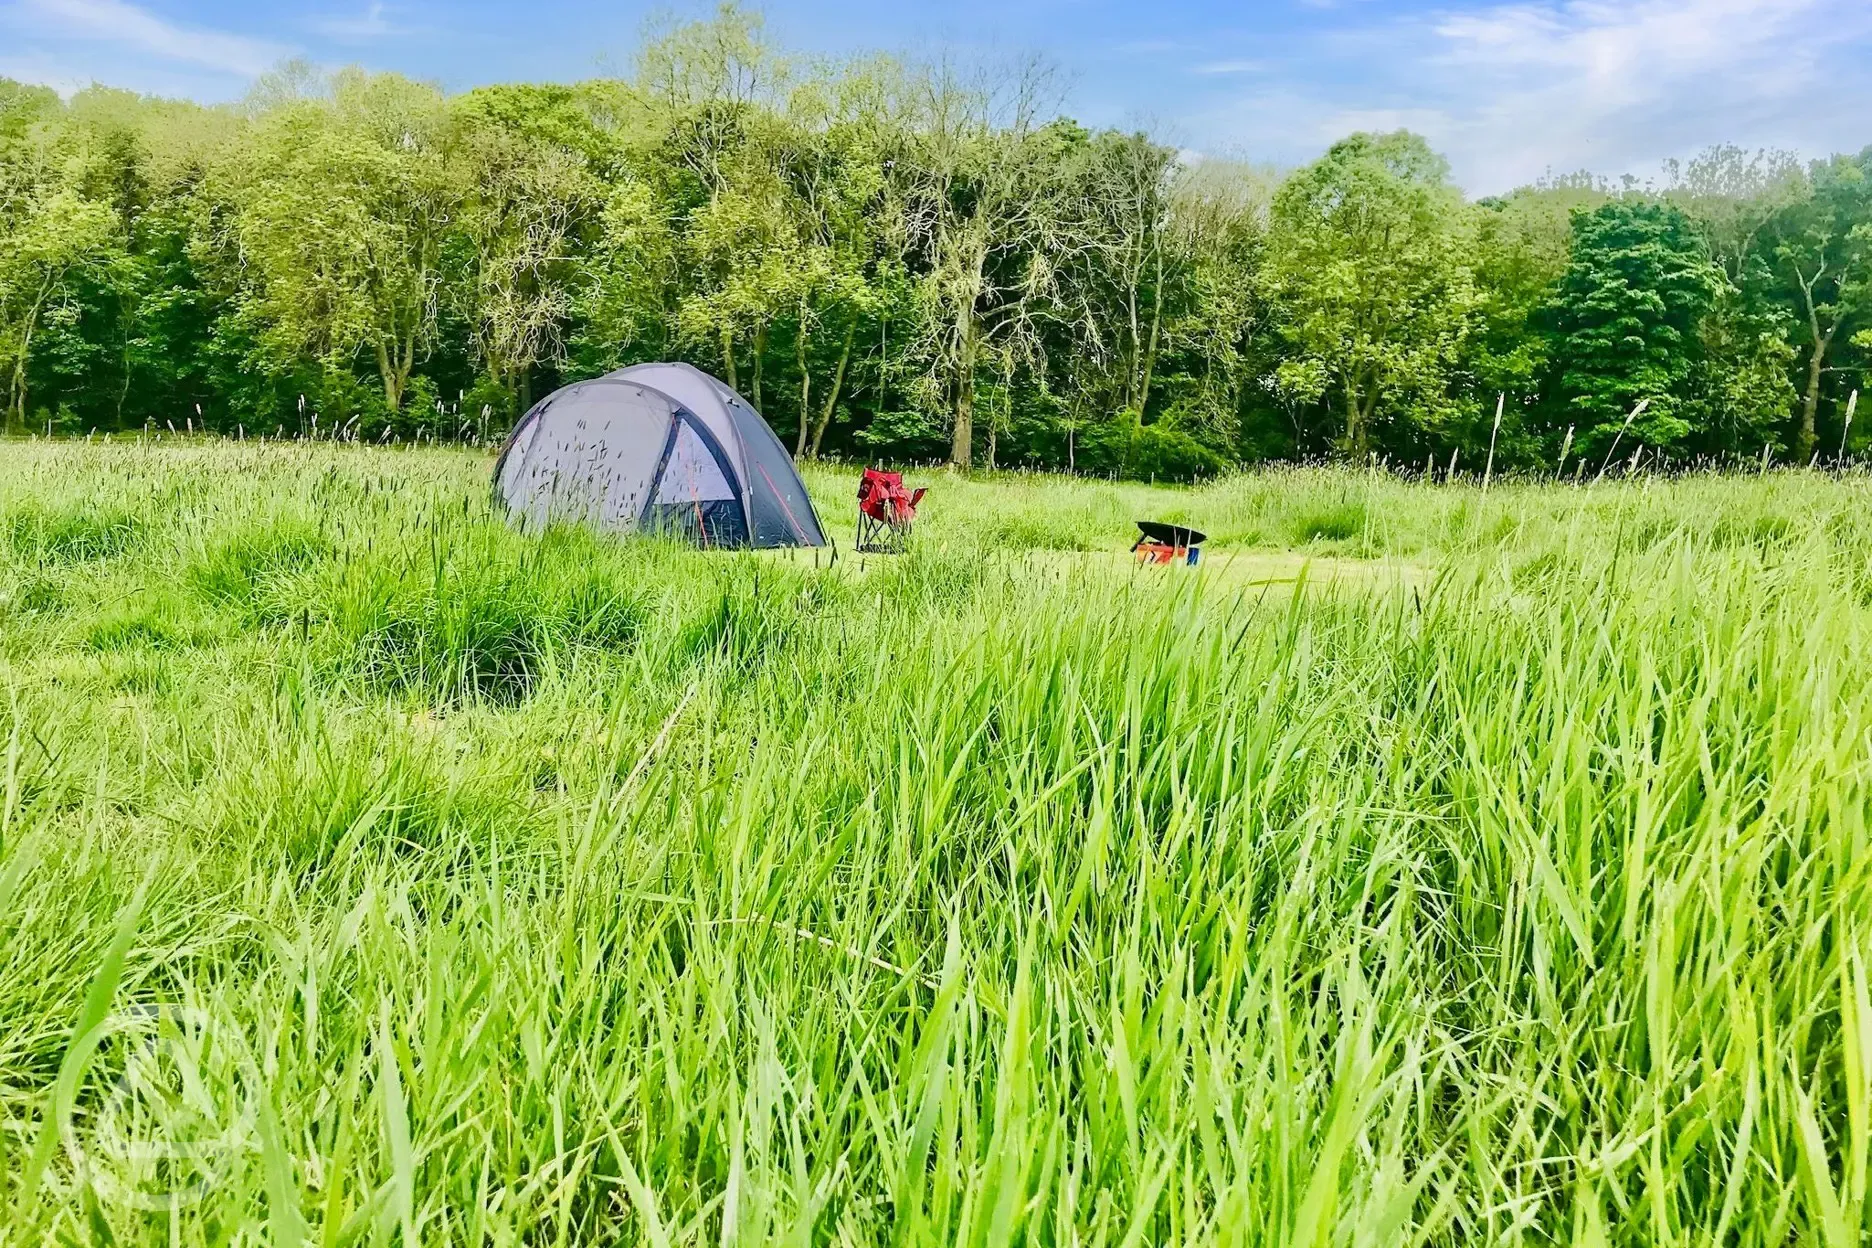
[898,62,1086,468]
[1069,129,1179,422]
[0,186,120,433]
[1541,199,1724,458]
[0,82,247,435]
[9,42,1872,477]
[776,64,899,458]
[1685,286,1796,456]
[1464,181,1605,440]
[218,69,462,418]
[569,176,680,374]
[637,2,789,399]
[1655,148,1805,459]
[1761,150,1872,459]
[1261,131,1473,457]
[1055,150,1270,465]
[0,81,114,432]
[1665,145,1806,285]
[455,93,605,413]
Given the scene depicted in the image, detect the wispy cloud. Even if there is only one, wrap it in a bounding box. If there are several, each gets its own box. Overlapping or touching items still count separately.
[310,2,408,43]
[12,0,289,77]
[1191,58,1267,76]
[1418,0,1868,188]
[0,48,92,96]
[1188,0,1872,193]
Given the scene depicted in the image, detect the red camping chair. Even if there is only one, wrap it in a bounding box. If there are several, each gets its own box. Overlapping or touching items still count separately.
[856,468,925,553]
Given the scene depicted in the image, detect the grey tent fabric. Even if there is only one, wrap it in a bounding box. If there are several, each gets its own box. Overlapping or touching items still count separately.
[604,362,827,548]
[495,381,675,532]
[606,362,747,487]
[725,392,825,548]
[493,365,826,550]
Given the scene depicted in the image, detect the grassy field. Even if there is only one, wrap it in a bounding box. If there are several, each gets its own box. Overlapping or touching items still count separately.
[2,439,1871,1245]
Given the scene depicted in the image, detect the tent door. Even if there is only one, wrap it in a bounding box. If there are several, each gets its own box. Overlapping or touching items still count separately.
[643,409,749,547]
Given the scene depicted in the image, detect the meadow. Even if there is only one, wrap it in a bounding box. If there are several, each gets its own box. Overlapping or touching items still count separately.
[2,439,1870,1246]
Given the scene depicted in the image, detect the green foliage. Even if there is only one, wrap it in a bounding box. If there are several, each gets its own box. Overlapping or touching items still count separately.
[215,70,459,418]
[0,185,121,431]
[2,24,1871,472]
[1462,184,1599,440]
[1542,199,1726,457]
[1687,284,1798,455]
[1263,131,1473,457]
[1760,148,1872,458]
[1076,416,1228,481]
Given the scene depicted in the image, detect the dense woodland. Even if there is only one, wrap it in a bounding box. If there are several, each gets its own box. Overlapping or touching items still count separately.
[1,7,1868,477]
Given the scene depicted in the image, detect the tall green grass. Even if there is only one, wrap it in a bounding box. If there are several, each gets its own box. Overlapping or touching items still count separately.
[2,440,1871,1244]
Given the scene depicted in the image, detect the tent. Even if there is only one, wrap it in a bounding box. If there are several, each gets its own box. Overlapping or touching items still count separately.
[492,362,826,549]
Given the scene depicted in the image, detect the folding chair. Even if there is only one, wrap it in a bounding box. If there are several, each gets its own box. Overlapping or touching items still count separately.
[855,468,926,554]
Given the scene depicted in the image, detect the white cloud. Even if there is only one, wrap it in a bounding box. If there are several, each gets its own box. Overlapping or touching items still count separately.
[1420,0,1854,187]
[0,49,92,96]
[310,2,407,42]
[1191,59,1267,76]
[1187,0,1872,194]
[7,0,290,79]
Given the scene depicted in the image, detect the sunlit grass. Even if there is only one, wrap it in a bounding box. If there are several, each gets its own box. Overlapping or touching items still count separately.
[2,439,1870,1244]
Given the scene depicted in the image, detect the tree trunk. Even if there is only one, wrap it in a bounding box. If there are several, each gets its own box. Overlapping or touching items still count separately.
[1797,329,1834,461]
[751,321,767,413]
[518,369,532,414]
[949,304,977,469]
[1343,377,1364,458]
[1358,386,1380,460]
[794,305,811,457]
[376,340,409,413]
[116,290,133,424]
[6,358,25,436]
[950,370,974,469]
[1138,245,1163,424]
[876,316,889,421]
[720,324,738,391]
[8,285,50,436]
[1793,262,1845,462]
[1123,238,1142,412]
[8,342,31,436]
[808,320,856,458]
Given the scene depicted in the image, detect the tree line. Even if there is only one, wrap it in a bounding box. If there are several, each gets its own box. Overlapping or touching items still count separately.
[2,6,1868,477]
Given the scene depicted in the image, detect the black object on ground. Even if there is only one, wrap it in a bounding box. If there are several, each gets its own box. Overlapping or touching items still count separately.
[1133,521,1208,548]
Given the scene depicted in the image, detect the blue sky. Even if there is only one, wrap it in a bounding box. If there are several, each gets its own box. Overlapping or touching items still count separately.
[3,0,1869,194]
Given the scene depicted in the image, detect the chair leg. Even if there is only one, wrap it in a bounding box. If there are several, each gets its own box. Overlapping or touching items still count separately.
[856,513,910,554]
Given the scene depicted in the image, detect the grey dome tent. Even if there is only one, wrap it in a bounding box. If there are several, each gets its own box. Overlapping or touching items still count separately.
[493,362,826,549]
